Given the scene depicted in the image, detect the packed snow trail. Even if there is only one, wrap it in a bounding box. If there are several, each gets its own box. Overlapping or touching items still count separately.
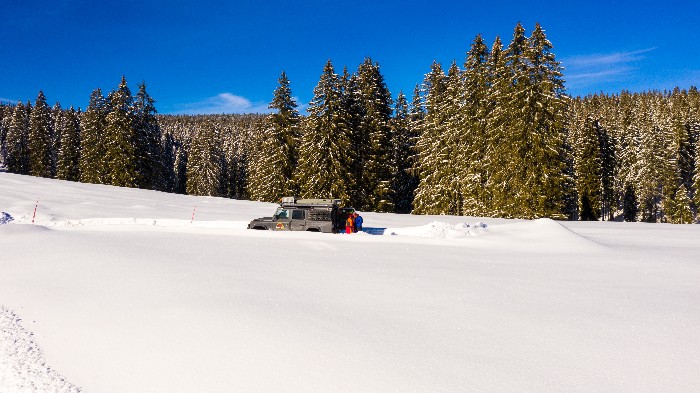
[0,306,81,393]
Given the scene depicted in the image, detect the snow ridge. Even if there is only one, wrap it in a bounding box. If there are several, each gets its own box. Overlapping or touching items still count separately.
[40,217,249,230]
[0,306,81,393]
[384,221,488,238]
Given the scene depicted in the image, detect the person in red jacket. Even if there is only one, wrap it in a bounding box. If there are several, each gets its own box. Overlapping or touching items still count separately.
[345,213,354,234]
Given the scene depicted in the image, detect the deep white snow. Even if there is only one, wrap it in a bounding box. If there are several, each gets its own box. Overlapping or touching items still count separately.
[1,172,699,392]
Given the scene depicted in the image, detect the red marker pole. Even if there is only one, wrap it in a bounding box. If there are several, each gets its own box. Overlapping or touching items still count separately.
[191,205,197,224]
[32,198,39,224]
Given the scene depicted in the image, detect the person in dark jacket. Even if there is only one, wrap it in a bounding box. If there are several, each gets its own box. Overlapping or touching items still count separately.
[353,212,363,232]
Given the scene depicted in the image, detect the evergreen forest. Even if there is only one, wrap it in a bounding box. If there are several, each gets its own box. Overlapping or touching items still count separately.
[1,23,699,223]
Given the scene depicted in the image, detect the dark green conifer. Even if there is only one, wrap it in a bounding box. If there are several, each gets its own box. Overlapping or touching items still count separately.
[80,88,108,184]
[186,120,222,196]
[413,61,453,214]
[623,184,638,221]
[57,107,81,181]
[390,91,418,213]
[29,91,53,178]
[133,81,164,190]
[352,58,394,212]
[574,117,603,220]
[295,60,352,203]
[487,23,568,219]
[247,71,300,201]
[6,101,31,174]
[104,76,138,187]
[460,34,491,215]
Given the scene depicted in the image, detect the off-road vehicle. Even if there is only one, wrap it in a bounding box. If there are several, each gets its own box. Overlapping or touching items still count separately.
[247,197,354,233]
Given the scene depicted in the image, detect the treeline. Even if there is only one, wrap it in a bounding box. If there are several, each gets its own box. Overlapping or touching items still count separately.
[1,22,699,222]
[1,77,167,190]
[0,77,263,198]
[570,89,700,223]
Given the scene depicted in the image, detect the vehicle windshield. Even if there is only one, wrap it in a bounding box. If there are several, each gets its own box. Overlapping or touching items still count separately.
[274,208,289,219]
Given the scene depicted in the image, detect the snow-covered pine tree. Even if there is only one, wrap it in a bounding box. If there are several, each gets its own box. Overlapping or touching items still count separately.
[656,94,683,222]
[186,119,223,196]
[56,107,81,181]
[487,23,568,219]
[80,88,108,184]
[483,35,511,217]
[0,105,7,167]
[613,91,639,219]
[6,101,31,175]
[247,71,300,202]
[688,86,700,218]
[573,116,603,220]
[413,61,456,215]
[133,81,164,190]
[668,88,697,213]
[342,65,364,207]
[460,34,490,216]
[29,91,53,178]
[665,184,694,224]
[50,102,63,177]
[597,118,616,221]
[295,60,352,203]
[104,76,138,187]
[160,130,177,193]
[695,135,700,218]
[352,58,394,212]
[389,91,418,213]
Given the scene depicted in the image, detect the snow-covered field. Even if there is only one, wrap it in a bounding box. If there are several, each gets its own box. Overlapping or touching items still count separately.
[1,172,699,393]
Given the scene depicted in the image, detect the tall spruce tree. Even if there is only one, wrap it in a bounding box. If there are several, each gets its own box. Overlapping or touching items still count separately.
[413,61,455,214]
[0,105,8,167]
[104,76,138,187]
[133,81,164,190]
[460,34,491,215]
[486,23,568,219]
[29,91,53,178]
[295,60,352,203]
[573,117,603,220]
[50,103,63,177]
[247,71,300,201]
[389,91,418,213]
[342,65,364,206]
[6,101,31,174]
[483,36,508,216]
[352,58,394,212]
[80,88,108,184]
[161,130,178,193]
[695,137,700,218]
[56,107,81,181]
[186,120,223,196]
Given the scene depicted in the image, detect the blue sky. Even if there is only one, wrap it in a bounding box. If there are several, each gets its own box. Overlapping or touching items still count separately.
[1,0,698,114]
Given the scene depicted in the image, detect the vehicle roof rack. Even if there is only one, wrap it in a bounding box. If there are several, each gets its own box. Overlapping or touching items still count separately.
[280,197,341,207]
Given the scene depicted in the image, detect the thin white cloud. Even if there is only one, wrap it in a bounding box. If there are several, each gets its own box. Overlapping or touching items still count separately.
[173,93,273,115]
[564,48,656,68]
[562,48,656,90]
[0,97,18,104]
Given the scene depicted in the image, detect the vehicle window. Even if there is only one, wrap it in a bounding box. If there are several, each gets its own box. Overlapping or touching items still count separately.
[275,209,289,219]
[292,210,305,220]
